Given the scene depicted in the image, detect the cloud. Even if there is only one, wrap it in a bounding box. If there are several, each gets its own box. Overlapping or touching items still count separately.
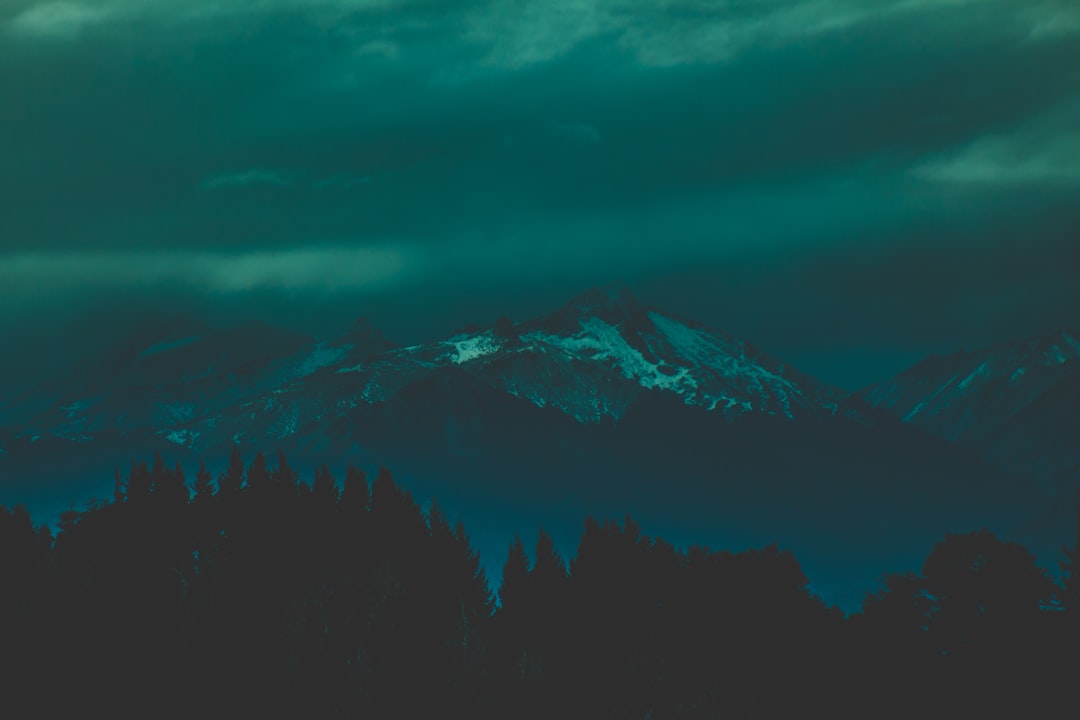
[9,2,110,37]
[2,0,1078,369]
[206,247,411,292]
[611,0,886,67]
[552,121,600,146]
[912,104,1080,185]
[0,247,415,294]
[914,135,1080,185]
[462,0,1080,70]
[1023,4,1080,40]
[201,169,295,190]
[463,1,609,69]
[8,1,1079,73]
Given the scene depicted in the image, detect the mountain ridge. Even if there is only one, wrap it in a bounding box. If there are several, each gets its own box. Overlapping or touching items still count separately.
[860,325,1080,495]
[1,286,865,449]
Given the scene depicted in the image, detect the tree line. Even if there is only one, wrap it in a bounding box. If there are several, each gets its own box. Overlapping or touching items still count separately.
[0,448,1077,719]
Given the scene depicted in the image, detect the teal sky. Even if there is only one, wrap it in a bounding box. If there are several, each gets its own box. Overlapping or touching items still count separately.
[2,0,1079,389]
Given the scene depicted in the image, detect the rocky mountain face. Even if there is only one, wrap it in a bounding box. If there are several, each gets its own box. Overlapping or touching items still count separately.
[0,286,872,458]
[861,327,1080,494]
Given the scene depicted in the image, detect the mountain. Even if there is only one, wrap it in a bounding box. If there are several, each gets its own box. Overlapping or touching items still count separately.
[860,327,1080,494]
[0,316,315,440]
[323,283,868,427]
[0,284,873,453]
[0,286,1043,609]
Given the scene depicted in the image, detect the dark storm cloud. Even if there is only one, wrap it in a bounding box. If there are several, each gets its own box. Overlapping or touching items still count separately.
[2,0,1079,388]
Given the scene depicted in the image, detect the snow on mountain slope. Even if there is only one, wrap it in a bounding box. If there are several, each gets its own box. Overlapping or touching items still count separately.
[7,286,862,455]
[337,285,843,425]
[491,287,839,421]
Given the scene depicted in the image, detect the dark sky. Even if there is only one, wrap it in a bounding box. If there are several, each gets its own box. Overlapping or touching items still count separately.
[2,0,1079,391]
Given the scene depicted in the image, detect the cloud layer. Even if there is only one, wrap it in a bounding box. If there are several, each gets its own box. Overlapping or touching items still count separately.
[2,0,1079,387]
[0,247,412,293]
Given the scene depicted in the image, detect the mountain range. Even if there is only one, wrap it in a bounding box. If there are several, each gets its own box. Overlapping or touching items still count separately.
[0,286,1074,609]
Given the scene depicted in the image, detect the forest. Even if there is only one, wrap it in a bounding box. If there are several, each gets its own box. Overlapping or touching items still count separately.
[0,448,1075,719]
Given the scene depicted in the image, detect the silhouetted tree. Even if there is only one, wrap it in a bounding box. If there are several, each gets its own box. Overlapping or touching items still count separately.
[311,464,339,509]
[922,529,1056,657]
[4,453,1072,720]
[1062,488,1080,614]
[500,537,530,605]
[126,459,152,504]
[193,460,215,501]
[339,465,368,519]
[857,529,1063,719]
[218,444,245,495]
[272,448,298,495]
[112,467,125,504]
[246,451,270,494]
[152,460,190,509]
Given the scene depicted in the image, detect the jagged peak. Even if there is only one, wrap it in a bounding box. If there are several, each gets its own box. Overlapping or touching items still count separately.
[566,282,640,311]
[338,317,389,347]
[534,283,650,335]
[1040,325,1080,347]
[980,325,1080,365]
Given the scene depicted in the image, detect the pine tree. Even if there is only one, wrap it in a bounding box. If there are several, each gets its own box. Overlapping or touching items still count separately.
[218,445,245,495]
[530,530,569,666]
[150,451,166,493]
[336,465,370,581]
[499,536,531,613]
[312,465,339,508]
[368,467,426,550]
[1061,488,1080,614]
[447,518,493,694]
[340,465,369,519]
[155,460,190,507]
[113,467,125,504]
[246,451,271,495]
[127,460,152,504]
[369,466,396,513]
[193,460,215,501]
[497,536,532,693]
[189,459,219,582]
[533,530,568,594]
[272,449,298,495]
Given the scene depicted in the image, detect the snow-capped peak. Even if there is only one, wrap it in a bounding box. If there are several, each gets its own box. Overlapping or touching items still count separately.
[8,286,854,451]
[502,289,834,421]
